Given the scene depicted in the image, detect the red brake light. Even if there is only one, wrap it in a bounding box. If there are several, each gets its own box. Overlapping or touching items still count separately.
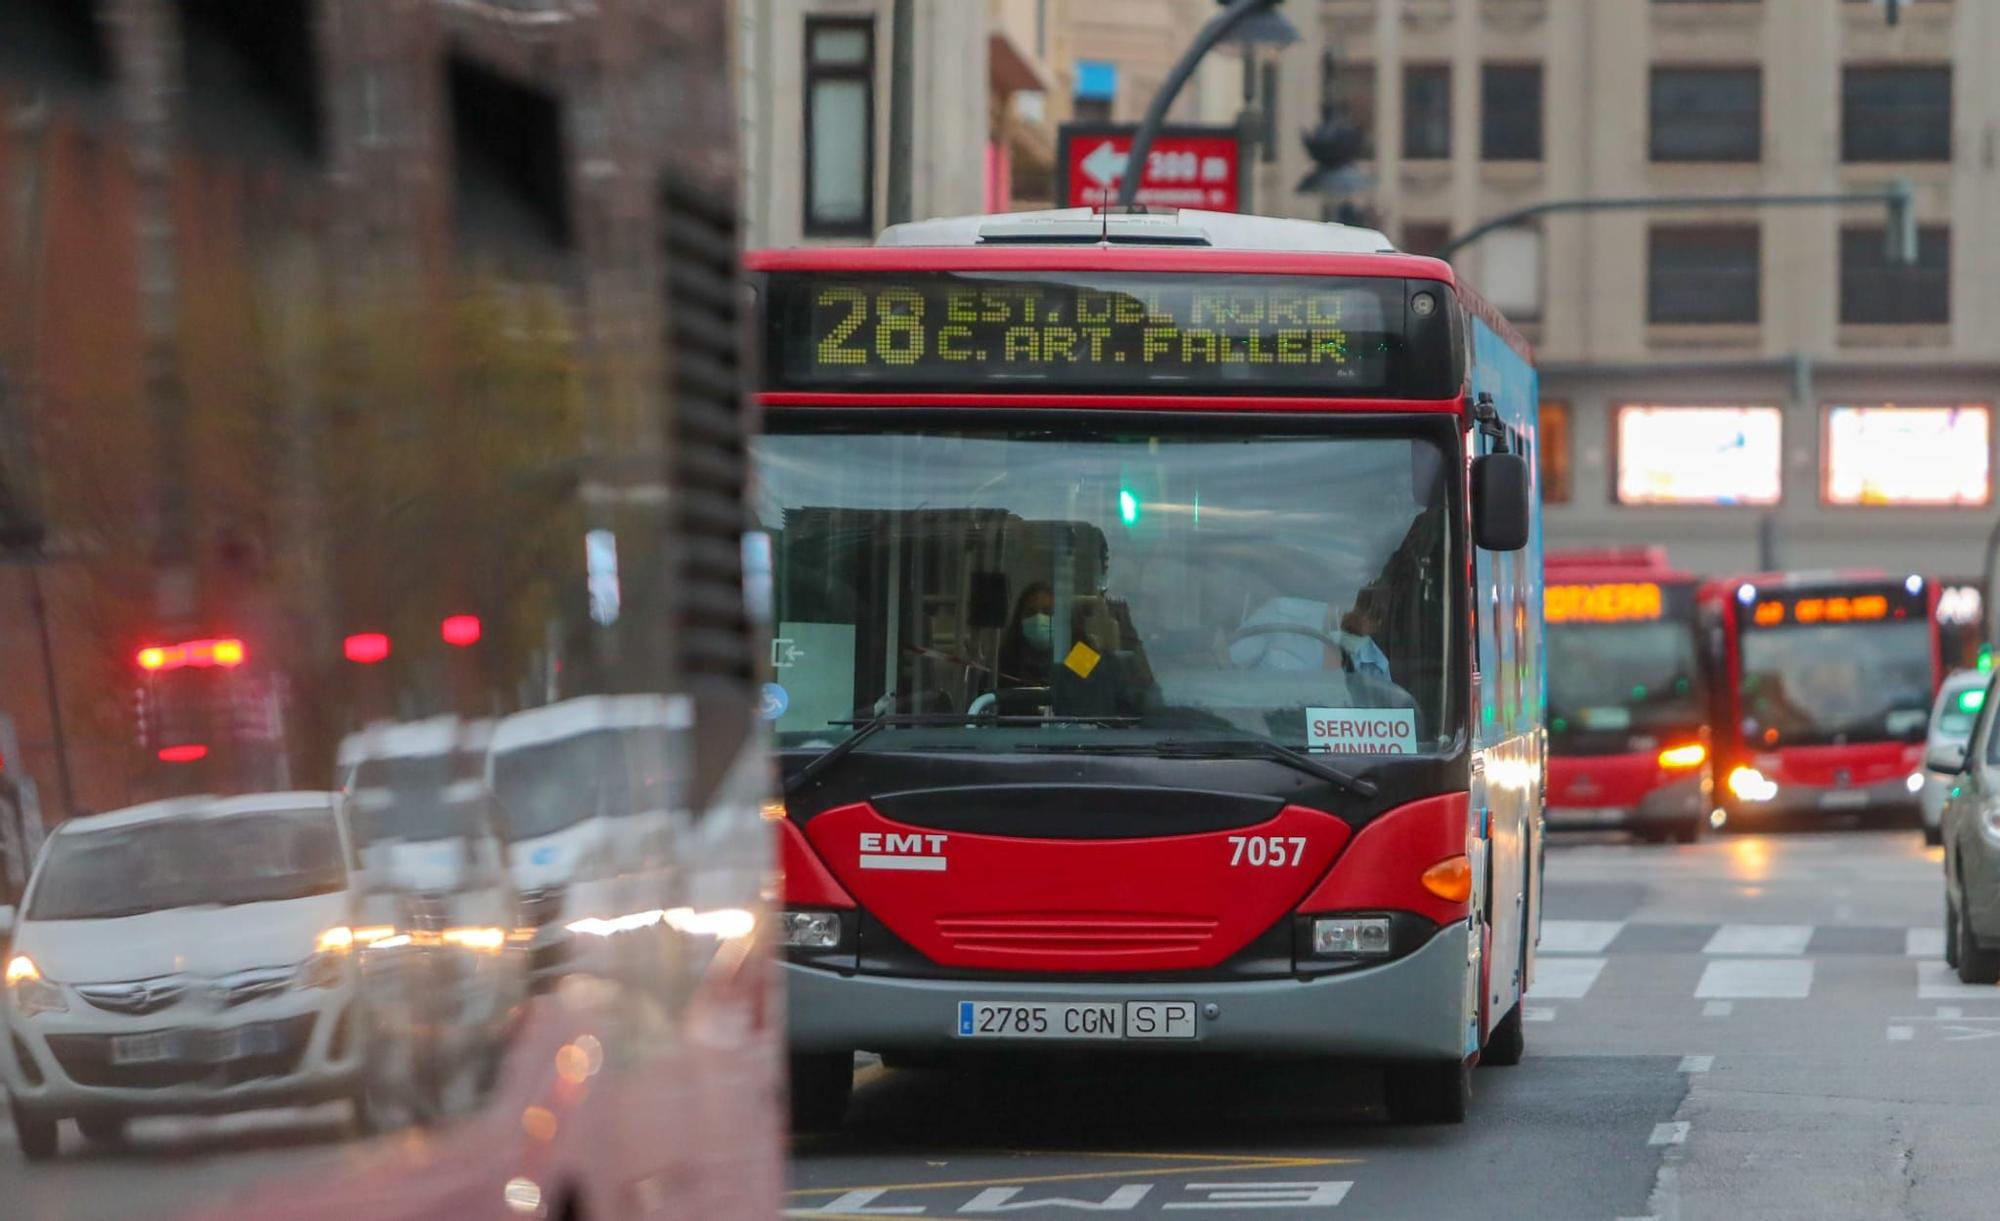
[210,639,246,667]
[157,744,209,764]
[137,646,168,671]
[344,633,392,664]
[441,615,482,647]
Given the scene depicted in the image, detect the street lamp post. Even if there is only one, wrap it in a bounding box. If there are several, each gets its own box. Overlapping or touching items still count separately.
[1119,0,1293,210]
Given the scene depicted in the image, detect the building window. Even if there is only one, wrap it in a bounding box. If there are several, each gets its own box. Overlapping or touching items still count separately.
[1401,221,1451,258]
[1481,64,1541,161]
[1615,406,1783,506]
[803,18,875,237]
[1324,58,1376,159]
[1074,59,1117,124]
[1842,66,1951,162]
[1540,402,1572,505]
[1403,65,1450,160]
[1650,67,1761,162]
[1647,225,1760,325]
[1839,225,1950,324]
[1824,405,1989,506]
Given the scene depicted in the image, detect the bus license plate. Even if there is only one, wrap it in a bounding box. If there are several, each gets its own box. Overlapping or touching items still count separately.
[956,1001,1197,1040]
[1822,790,1868,810]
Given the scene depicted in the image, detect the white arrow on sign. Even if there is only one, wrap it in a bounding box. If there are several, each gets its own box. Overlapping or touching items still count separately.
[1080,141,1128,188]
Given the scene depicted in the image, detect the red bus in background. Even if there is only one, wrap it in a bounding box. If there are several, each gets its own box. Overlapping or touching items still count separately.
[1544,549,1710,843]
[1699,571,1941,826]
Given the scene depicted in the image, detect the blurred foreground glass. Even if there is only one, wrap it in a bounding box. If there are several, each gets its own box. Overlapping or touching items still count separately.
[0,1,778,1217]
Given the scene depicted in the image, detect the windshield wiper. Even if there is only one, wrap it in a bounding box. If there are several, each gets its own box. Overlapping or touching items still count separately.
[783,713,1138,797]
[1006,732,1377,799]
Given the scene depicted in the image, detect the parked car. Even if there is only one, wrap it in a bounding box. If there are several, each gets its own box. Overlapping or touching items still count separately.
[1,792,363,1159]
[1919,670,1988,846]
[1935,671,2000,984]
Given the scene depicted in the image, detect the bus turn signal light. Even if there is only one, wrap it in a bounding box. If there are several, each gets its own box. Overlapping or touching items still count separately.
[1658,743,1707,770]
[1420,855,1472,904]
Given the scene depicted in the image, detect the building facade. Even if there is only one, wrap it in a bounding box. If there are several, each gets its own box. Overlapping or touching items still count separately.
[1274,0,2000,577]
[739,0,1001,246]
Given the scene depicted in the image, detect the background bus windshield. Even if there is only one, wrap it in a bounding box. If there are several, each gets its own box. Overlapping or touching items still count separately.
[1548,621,1701,745]
[753,424,1453,755]
[1739,621,1934,746]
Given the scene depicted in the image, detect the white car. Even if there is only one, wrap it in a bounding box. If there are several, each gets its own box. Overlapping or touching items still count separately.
[486,695,692,983]
[1921,670,1988,846]
[0,792,364,1160]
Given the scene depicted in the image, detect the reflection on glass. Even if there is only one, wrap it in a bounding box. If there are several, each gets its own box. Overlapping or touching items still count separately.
[754,427,1452,754]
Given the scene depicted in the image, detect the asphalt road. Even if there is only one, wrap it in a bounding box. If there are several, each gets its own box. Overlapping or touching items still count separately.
[4,831,1995,1219]
[788,831,2000,1220]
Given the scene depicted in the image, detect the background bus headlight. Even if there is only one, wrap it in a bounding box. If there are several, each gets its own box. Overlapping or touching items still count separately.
[779,911,844,949]
[1728,766,1779,803]
[1311,917,1393,957]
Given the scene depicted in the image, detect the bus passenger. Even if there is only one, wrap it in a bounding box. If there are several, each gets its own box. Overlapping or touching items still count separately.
[997,581,1055,688]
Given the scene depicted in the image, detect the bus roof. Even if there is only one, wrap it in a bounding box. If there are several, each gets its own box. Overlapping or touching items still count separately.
[1546,547,1693,585]
[1701,569,1914,595]
[875,207,1395,254]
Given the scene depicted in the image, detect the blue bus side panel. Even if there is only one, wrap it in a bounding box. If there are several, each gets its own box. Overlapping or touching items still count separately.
[1466,312,1545,1044]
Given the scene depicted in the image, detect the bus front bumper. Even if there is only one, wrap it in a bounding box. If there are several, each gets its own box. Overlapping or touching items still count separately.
[1726,774,1919,820]
[786,921,1470,1062]
[1547,774,1706,831]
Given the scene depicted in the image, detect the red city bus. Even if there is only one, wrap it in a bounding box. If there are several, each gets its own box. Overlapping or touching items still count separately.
[748,206,1545,1127]
[1544,549,1710,842]
[1700,571,1941,825]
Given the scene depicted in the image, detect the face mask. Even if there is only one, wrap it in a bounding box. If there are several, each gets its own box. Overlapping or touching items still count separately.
[1022,613,1052,649]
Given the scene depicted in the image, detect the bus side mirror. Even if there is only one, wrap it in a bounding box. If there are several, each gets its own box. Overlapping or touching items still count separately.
[1927,741,1968,775]
[1471,452,1531,552]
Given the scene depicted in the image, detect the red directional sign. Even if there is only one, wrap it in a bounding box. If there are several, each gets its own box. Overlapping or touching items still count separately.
[1057,124,1242,212]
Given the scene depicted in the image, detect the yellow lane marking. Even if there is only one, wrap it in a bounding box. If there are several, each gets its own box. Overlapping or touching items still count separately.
[787,1154,1354,1197]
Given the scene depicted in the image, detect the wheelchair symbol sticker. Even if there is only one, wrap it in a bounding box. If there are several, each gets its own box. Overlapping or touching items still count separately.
[760,683,789,721]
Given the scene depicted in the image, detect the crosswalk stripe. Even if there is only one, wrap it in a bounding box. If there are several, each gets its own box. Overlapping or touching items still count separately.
[1906,927,1945,958]
[1916,960,2000,1001]
[1695,958,1814,999]
[1703,924,1813,956]
[1529,956,1606,999]
[1540,919,1624,954]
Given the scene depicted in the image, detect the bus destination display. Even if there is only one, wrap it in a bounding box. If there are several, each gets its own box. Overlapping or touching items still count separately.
[765,273,1400,393]
[1746,584,1926,629]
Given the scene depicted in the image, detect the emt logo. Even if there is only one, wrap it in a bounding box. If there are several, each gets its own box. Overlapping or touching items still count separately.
[859,831,949,872]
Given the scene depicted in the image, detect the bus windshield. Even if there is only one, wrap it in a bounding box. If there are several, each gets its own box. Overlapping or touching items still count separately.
[1547,621,1701,743]
[753,422,1454,755]
[1739,621,1934,746]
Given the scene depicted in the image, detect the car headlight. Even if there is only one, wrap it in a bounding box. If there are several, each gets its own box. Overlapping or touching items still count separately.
[6,956,67,1016]
[293,951,348,991]
[1907,772,1926,795]
[1727,766,1778,803]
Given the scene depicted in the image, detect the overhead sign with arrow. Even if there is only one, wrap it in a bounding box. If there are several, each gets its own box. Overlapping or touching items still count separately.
[1057,123,1241,213]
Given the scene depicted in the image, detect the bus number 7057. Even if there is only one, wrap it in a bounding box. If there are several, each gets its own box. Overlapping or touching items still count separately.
[1228,835,1307,867]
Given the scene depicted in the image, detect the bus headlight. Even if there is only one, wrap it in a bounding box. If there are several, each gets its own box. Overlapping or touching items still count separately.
[778,911,844,949]
[1727,766,1778,803]
[1311,917,1393,957]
